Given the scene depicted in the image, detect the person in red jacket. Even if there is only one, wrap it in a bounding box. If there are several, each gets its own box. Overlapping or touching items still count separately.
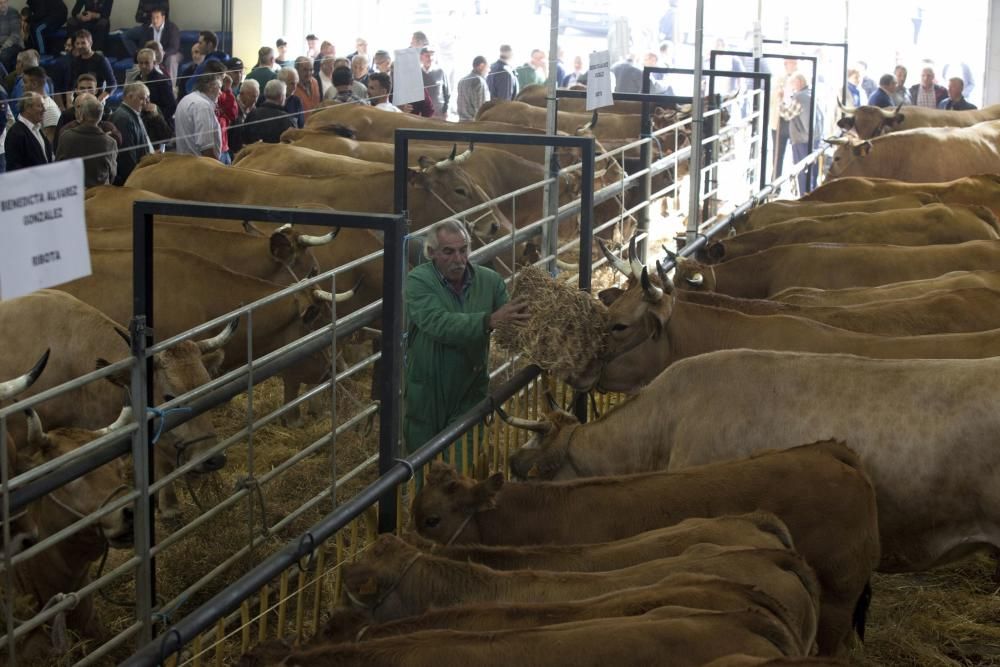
[203,59,237,163]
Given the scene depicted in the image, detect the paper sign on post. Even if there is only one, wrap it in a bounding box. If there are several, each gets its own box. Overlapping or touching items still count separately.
[586,50,613,111]
[392,47,424,105]
[0,159,90,300]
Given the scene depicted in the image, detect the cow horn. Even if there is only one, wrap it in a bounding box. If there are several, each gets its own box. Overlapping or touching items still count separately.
[879,103,902,119]
[544,391,561,411]
[640,266,664,301]
[661,244,678,262]
[555,259,577,271]
[823,135,850,146]
[94,405,134,437]
[453,145,474,164]
[836,97,856,115]
[297,227,340,246]
[313,279,360,304]
[496,406,551,433]
[597,238,631,277]
[276,223,293,234]
[197,317,239,353]
[579,110,598,132]
[656,260,672,290]
[685,272,705,287]
[23,409,45,447]
[0,349,49,401]
[628,237,644,279]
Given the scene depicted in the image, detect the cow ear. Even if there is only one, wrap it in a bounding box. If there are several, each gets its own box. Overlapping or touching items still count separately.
[300,304,321,326]
[200,350,225,378]
[416,156,436,170]
[269,231,295,262]
[470,473,503,510]
[889,112,905,126]
[836,117,855,131]
[406,168,426,188]
[597,287,624,306]
[853,141,872,157]
[706,241,725,262]
[96,358,130,388]
[427,461,457,485]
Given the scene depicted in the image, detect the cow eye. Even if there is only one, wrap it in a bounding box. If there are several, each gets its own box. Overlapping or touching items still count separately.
[424,516,441,528]
[454,188,468,197]
[163,393,176,402]
[611,324,628,332]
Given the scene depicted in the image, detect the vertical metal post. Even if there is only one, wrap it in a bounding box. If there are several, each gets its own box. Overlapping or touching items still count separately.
[806,66,818,192]
[129,316,154,646]
[573,139,596,424]
[686,0,705,246]
[760,77,771,191]
[131,207,156,642]
[543,0,560,273]
[378,216,406,533]
[1,419,16,667]
[637,73,653,262]
[843,1,850,104]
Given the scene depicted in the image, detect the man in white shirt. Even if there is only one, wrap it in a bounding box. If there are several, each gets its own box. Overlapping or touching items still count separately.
[456,56,490,121]
[4,92,53,170]
[174,73,222,159]
[366,72,404,112]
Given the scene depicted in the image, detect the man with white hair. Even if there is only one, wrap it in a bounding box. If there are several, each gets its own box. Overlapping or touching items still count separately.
[4,91,53,170]
[55,92,117,186]
[277,66,304,128]
[243,78,295,144]
[110,81,154,183]
[174,72,222,160]
[403,219,529,468]
[228,77,259,154]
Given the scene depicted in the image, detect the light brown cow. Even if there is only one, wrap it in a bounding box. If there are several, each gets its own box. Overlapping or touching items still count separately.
[772,270,1000,306]
[672,239,1000,298]
[124,153,507,238]
[413,442,879,655]
[0,289,234,517]
[837,99,1000,139]
[704,657,850,667]
[263,607,805,667]
[511,348,1000,579]
[704,204,1000,262]
[678,287,1000,336]
[13,408,132,660]
[406,512,794,571]
[825,124,1000,182]
[735,193,940,232]
[801,174,1000,219]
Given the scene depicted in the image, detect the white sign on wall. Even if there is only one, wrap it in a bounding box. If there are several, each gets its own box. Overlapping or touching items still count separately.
[586,50,613,111]
[0,160,90,300]
[393,47,424,105]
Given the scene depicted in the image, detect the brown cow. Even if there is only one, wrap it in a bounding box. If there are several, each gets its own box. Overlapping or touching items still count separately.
[704,204,999,262]
[0,289,234,517]
[406,512,794,571]
[413,442,879,655]
[837,99,1000,139]
[772,270,1000,306]
[678,287,1000,336]
[510,348,1000,579]
[801,174,1000,219]
[13,408,132,660]
[825,122,1000,182]
[672,239,1000,298]
[735,193,939,232]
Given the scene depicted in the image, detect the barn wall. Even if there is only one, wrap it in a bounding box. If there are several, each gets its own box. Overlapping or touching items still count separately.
[986,0,1000,105]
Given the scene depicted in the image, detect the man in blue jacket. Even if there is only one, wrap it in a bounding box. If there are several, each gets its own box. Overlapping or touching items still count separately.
[404,220,529,468]
[938,77,977,110]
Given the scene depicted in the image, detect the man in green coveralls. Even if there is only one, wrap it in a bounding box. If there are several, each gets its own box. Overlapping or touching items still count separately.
[404,219,530,464]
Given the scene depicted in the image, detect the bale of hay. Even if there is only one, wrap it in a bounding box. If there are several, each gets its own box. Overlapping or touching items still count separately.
[494,266,608,378]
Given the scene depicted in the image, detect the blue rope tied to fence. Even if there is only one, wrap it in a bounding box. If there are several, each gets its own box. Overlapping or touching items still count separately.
[146,406,193,444]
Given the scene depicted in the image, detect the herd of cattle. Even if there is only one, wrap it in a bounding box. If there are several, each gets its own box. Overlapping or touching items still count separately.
[1,90,1000,664]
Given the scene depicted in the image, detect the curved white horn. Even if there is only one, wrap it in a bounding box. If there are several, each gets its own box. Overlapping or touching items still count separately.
[0,349,49,401]
[197,317,239,353]
[824,135,850,146]
[556,259,577,271]
[640,266,664,301]
[23,409,45,447]
[275,224,293,234]
[836,97,856,115]
[452,148,474,165]
[313,285,357,304]
[297,228,339,247]
[597,238,631,276]
[879,103,902,119]
[94,406,134,436]
[685,272,705,287]
[628,237,644,279]
[496,406,551,434]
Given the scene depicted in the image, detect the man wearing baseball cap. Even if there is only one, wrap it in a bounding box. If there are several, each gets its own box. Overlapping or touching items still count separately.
[275,38,290,68]
[420,45,449,119]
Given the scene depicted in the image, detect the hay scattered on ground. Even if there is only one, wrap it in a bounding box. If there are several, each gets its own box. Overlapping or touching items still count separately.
[494,265,608,378]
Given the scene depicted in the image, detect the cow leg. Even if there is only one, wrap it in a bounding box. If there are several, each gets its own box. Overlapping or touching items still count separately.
[155,447,181,520]
[852,580,873,642]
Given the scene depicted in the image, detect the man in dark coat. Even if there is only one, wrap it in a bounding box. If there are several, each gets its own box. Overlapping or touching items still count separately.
[243,78,294,144]
[55,92,117,186]
[25,0,67,55]
[66,0,113,51]
[137,7,180,83]
[109,81,153,184]
[487,44,517,101]
[4,91,53,170]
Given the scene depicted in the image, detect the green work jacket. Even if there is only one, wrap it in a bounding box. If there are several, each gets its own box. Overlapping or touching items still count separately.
[403,262,508,453]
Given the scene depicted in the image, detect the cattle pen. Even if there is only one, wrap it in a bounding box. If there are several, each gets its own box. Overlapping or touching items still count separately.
[11,72,981,667]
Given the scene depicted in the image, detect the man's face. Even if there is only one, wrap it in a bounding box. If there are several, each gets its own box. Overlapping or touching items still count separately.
[573,56,582,71]
[783,59,797,74]
[128,88,150,111]
[531,51,545,68]
[151,10,164,28]
[430,230,470,283]
[321,58,335,76]
[420,52,433,69]
[191,44,201,60]
[375,57,391,73]
[137,54,155,76]
[238,86,256,109]
[21,98,43,124]
[198,36,212,53]
[356,39,367,52]
[321,44,335,58]
[884,79,897,93]
[948,79,963,99]
[277,44,287,58]
[283,72,298,94]
[307,38,317,50]
[0,1,9,13]
[921,68,934,87]
[74,36,92,57]
[895,67,907,86]
[475,61,488,76]
[367,79,387,101]
[500,49,512,63]
[295,61,311,82]
[22,75,43,94]
[76,79,97,96]
[205,78,222,102]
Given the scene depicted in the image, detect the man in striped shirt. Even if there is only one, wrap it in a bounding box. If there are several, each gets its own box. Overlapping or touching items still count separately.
[909,66,947,108]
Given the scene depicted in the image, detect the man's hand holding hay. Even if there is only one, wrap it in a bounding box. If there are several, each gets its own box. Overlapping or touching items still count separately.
[489,298,531,331]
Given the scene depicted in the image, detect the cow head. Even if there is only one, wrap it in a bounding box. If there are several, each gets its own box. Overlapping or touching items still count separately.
[22,408,134,550]
[411,145,511,243]
[98,320,238,476]
[567,238,676,392]
[671,256,717,292]
[502,401,581,481]
[824,135,874,179]
[410,461,503,545]
[836,99,904,139]
[341,533,424,619]
[268,225,336,278]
